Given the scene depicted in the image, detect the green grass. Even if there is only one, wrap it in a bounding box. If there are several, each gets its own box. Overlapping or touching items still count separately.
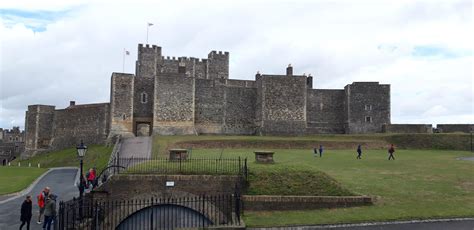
[0,167,47,195]
[185,148,474,226]
[12,145,113,173]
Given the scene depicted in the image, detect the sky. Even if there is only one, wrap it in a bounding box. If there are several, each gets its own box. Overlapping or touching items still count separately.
[0,0,472,129]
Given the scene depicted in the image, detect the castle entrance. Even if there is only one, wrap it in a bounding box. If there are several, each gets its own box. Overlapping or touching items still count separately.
[136,122,152,136]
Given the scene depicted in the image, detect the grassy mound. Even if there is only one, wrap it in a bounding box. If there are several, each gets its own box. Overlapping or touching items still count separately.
[13,145,113,172]
[246,168,354,196]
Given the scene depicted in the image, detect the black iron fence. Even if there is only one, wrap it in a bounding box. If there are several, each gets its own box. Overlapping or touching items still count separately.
[111,157,248,177]
[58,194,242,229]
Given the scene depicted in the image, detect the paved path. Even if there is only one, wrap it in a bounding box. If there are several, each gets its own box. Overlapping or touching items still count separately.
[119,136,152,159]
[250,218,474,230]
[0,168,78,230]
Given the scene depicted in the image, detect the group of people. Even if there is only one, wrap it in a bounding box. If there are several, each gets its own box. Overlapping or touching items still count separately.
[313,144,396,160]
[78,168,98,194]
[20,186,57,230]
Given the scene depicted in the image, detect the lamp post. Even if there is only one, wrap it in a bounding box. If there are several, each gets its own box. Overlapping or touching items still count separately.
[76,140,87,219]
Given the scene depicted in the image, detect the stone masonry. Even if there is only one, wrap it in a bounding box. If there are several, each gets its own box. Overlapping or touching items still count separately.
[23,43,392,155]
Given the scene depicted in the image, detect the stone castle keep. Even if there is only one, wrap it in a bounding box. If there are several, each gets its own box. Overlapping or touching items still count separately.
[24,44,390,154]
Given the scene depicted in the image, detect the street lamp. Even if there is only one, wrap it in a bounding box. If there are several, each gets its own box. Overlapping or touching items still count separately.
[76,140,87,219]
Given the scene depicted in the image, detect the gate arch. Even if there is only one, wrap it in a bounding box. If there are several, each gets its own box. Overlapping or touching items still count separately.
[116,204,212,229]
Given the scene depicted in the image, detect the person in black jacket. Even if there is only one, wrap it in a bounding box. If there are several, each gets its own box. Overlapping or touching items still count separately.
[20,195,32,230]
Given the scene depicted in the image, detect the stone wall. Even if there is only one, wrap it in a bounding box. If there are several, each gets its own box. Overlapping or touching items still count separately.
[243,195,373,211]
[194,79,225,133]
[382,124,433,133]
[256,75,307,135]
[306,89,345,134]
[51,103,110,150]
[153,74,196,135]
[95,174,239,200]
[345,82,390,134]
[109,73,135,138]
[437,124,474,133]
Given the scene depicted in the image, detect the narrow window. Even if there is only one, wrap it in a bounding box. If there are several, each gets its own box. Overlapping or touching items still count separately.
[122,114,126,120]
[365,116,372,123]
[141,92,148,104]
[365,104,372,110]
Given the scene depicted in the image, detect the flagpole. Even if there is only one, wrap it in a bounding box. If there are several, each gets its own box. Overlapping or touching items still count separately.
[122,48,125,72]
[146,25,149,44]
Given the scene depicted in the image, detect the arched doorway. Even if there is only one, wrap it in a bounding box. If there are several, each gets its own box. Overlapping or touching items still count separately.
[116,204,212,229]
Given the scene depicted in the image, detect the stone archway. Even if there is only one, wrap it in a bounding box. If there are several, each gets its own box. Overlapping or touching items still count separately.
[116,204,212,229]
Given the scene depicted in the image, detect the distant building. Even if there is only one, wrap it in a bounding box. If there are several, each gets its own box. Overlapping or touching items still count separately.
[23,43,391,157]
[0,127,25,165]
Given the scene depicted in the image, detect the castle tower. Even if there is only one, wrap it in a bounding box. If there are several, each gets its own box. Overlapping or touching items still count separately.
[344,82,390,133]
[136,44,162,78]
[255,66,308,135]
[109,73,135,138]
[24,105,55,157]
[207,51,229,79]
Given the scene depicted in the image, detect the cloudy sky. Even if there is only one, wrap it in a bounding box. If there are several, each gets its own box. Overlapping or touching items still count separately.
[0,0,472,129]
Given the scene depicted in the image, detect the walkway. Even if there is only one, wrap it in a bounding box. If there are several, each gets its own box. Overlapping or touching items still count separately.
[0,168,78,230]
[119,136,152,159]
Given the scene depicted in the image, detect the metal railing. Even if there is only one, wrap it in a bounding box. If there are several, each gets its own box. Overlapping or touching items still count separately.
[57,193,243,229]
[113,157,248,178]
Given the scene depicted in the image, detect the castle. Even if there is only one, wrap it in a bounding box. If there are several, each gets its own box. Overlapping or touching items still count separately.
[23,44,391,155]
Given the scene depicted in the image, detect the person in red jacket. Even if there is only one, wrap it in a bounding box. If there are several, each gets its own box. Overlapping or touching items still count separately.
[36,187,50,224]
[388,144,395,160]
[87,168,96,189]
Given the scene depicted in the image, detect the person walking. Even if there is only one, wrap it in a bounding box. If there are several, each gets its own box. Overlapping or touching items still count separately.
[357,144,362,159]
[388,144,395,160]
[319,145,324,157]
[36,187,50,224]
[313,147,318,158]
[20,195,32,230]
[42,194,56,230]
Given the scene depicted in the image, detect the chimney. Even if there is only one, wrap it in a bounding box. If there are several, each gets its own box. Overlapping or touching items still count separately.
[286,64,293,76]
[69,101,76,107]
[178,62,186,74]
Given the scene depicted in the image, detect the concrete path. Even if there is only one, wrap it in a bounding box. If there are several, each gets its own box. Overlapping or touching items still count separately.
[0,168,78,230]
[119,136,152,159]
[249,218,474,230]
[459,156,474,161]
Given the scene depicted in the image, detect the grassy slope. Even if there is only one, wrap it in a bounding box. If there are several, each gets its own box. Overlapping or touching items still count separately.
[0,167,47,195]
[11,145,113,174]
[188,148,474,226]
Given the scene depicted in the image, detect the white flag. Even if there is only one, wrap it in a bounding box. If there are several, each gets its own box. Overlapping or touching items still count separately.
[148,22,154,26]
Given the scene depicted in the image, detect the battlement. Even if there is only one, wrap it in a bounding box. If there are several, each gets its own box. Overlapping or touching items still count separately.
[208,50,229,59]
[162,56,208,64]
[138,43,161,52]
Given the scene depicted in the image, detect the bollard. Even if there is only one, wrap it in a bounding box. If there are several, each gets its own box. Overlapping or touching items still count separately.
[18,162,21,167]
[29,163,31,167]
[8,162,11,166]
[38,163,41,168]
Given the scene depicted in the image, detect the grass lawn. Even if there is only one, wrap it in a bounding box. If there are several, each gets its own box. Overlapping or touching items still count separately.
[12,145,113,172]
[0,167,47,195]
[187,148,474,226]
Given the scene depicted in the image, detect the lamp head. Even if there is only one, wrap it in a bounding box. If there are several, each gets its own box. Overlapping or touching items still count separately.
[76,140,87,158]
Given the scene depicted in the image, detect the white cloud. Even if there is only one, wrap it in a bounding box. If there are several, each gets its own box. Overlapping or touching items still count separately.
[0,0,472,129]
